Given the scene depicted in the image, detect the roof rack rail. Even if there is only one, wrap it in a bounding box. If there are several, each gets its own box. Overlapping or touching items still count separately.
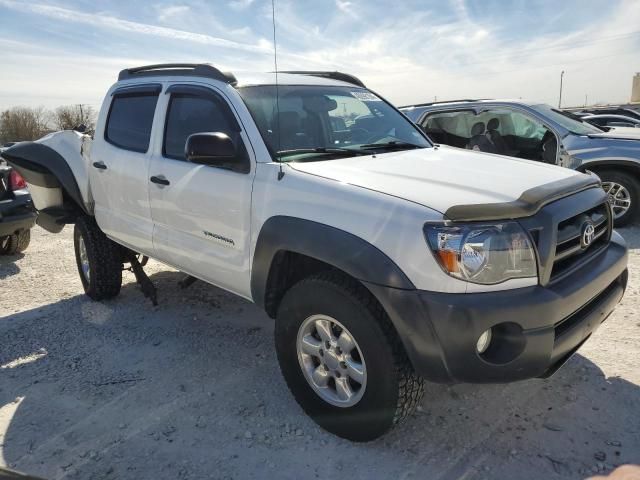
[279,71,366,88]
[118,63,237,85]
[399,99,491,109]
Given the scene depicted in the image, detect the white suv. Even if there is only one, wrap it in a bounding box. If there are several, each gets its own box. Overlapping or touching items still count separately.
[4,64,628,441]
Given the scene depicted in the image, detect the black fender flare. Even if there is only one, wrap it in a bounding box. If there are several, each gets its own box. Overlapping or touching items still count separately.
[3,142,89,216]
[250,216,415,309]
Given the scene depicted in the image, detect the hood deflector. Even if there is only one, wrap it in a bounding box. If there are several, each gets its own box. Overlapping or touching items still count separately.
[444,173,601,222]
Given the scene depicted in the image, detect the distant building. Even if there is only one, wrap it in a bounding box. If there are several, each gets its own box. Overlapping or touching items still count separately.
[633,73,640,104]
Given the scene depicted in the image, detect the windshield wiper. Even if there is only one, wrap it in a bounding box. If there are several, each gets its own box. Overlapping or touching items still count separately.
[359,141,425,151]
[276,147,364,160]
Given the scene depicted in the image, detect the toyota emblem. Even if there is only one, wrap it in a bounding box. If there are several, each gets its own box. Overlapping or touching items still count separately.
[581,222,596,248]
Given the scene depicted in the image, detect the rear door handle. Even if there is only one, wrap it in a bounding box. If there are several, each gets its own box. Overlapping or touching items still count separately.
[92,161,107,170]
[150,175,170,186]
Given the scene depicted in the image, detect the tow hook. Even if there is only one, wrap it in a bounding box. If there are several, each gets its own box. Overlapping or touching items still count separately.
[126,253,158,306]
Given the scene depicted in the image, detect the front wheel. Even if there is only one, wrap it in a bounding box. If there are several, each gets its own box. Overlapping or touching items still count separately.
[73,216,123,300]
[275,271,424,441]
[599,170,639,227]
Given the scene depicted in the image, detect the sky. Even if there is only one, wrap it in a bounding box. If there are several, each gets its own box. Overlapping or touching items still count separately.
[0,0,638,112]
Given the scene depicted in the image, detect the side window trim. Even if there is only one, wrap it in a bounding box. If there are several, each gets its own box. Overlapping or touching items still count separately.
[104,90,160,153]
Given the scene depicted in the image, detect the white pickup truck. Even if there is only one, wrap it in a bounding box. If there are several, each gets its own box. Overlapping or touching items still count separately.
[3,64,628,441]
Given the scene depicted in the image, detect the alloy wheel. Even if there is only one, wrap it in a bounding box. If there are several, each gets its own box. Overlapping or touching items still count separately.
[296,314,367,408]
[602,181,632,220]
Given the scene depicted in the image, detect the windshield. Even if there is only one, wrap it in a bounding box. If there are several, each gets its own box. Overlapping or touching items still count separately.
[238,85,431,161]
[530,104,604,135]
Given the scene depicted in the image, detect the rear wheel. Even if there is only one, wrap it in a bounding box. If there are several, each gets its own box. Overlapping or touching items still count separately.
[598,170,639,227]
[275,271,424,441]
[73,216,123,300]
[0,229,31,255]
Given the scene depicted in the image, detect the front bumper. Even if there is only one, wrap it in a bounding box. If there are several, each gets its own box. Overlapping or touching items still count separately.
[0,191,37,237]
[366,231,628,383]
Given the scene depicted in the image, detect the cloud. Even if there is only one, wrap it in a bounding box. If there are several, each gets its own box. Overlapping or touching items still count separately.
[0,0,271,54]
[229,0,255,10]
[157,5,191,23]
[336,0,352,12]
[0,0,638,110]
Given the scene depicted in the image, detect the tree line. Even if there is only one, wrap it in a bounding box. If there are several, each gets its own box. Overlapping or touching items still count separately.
[0,105,96,146]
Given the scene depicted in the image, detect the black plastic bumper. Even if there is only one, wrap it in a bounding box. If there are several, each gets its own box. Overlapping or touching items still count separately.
[366,232,628,384]
[0,192,37,237]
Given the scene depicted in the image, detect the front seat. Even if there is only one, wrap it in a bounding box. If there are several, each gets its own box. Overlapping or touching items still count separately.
[541,130,558,164]
[467,122,497,153]
[276,111,307,150]
[487,118,508,154]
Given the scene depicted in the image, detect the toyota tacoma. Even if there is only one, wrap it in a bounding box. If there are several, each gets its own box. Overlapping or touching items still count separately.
[3,64,628,441]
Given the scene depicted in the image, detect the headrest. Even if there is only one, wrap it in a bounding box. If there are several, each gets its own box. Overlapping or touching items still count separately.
[471,122,485,136]
[487,118,499,130]
[277,111,301,130]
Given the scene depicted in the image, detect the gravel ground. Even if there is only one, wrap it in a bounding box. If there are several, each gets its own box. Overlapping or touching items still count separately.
[1,226,639,480]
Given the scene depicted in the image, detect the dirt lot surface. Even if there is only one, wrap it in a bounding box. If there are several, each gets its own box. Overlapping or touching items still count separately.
[1,226,639,480]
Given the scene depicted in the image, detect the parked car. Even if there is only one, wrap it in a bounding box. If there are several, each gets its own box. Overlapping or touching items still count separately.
[566,106,640,122]
[400,99,640,226]
[4,64,628,441]
[582,114,640,129]
[0,154,35,255]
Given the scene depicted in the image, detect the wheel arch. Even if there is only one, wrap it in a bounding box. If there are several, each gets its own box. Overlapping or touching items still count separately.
[577,159,640,178]
[251,216,415,318]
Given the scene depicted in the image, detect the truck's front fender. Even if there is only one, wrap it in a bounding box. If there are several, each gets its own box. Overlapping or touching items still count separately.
[250,215,415,310]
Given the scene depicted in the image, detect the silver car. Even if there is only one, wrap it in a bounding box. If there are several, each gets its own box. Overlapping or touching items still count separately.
[401,100,640,226]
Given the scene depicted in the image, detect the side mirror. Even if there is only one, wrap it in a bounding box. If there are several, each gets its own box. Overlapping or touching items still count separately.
[185,132,237,164]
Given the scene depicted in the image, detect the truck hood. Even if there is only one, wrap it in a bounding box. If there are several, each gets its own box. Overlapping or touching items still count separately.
[289,147,592,220]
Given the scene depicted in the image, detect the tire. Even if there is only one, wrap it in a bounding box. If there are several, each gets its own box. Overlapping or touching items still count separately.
[73,216,123,300]
[275,271,424,441]
[0,229,31,255]
[598,170,640,227]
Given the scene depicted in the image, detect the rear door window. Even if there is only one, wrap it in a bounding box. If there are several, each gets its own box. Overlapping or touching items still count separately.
[106,94,159,152]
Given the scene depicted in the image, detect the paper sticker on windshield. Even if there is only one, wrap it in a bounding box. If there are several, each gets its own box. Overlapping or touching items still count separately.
[351,91,382,102]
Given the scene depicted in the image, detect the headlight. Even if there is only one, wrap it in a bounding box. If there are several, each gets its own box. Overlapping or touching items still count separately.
[424,222,537,284]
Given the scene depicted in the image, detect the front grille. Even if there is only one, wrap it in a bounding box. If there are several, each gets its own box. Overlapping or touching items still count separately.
[550,202,611,281]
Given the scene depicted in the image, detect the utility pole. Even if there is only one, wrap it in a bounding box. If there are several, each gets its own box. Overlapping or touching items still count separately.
[558,70,565,108]
[584,94,588,107]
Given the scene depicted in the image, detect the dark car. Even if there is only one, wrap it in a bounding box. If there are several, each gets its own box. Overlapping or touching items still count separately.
[0,155,36,254]
[581,114,640,129]
[567,106,640,122]
[400,99,640,226]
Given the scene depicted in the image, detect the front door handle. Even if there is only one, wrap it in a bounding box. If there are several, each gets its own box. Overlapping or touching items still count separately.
[92,161,107,170]
[150,175,170,186]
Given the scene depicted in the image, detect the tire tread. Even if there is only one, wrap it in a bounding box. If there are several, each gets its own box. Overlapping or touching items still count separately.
[75,216,122,300]
[288,271,425,430]
[0,229,31,255]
